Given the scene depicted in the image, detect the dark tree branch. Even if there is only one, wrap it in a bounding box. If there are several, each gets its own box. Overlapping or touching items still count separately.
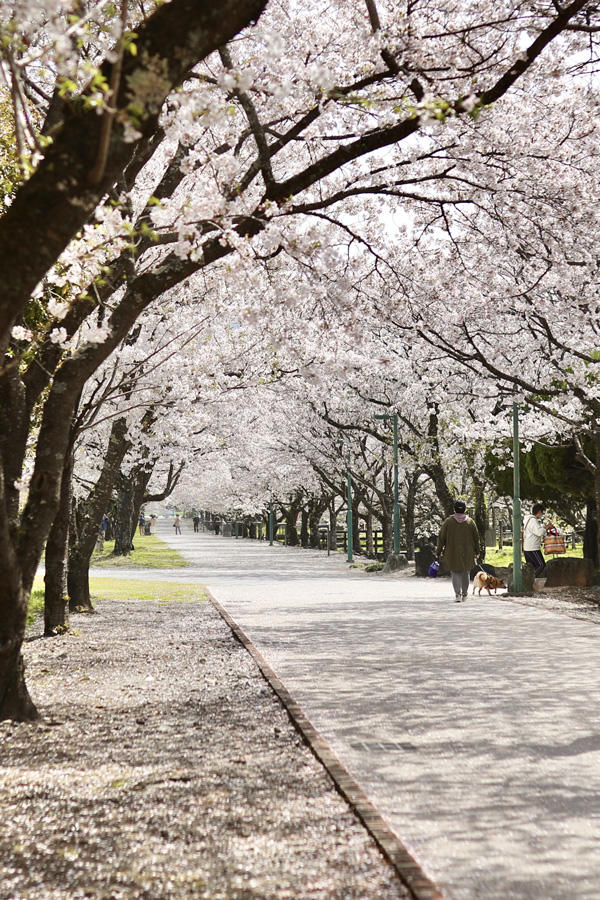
[0,0,268,345]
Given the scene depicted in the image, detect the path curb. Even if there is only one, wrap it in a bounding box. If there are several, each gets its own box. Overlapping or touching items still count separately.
[206,588,448,900]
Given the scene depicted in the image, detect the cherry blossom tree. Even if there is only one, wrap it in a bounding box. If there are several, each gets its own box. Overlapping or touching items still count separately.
[0,0,596,721]
[0,0,268,719]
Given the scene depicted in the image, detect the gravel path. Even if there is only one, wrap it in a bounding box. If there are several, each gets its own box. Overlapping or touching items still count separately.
[2,598,410,900]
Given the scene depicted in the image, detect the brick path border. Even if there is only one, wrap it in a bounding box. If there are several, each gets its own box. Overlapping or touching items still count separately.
[206,588,448,900]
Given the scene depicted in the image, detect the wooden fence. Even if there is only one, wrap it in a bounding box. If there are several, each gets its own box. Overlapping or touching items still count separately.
[200,517,391,559]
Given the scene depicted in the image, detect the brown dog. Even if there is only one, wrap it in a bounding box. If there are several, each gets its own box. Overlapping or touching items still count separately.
[472,571,507,595]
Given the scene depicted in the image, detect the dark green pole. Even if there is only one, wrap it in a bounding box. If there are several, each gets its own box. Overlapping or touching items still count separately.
[347,464,353,563]
[375,412,400,555]
[269,504,274,546]
[512,402,522,592]
[393,413,399,555]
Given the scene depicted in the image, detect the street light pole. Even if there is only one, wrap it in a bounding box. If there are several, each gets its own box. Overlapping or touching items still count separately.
[375,412,400,554]
[512,402,523,592]
[346,459,353,563]
[339,439,354,562]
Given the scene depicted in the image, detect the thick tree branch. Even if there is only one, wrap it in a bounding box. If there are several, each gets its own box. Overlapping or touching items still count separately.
[267,0,591,204]
[0,0,268,346]
[219,45,275,194]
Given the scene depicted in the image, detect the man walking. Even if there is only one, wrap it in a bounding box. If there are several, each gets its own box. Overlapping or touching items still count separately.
[437,500,481,602]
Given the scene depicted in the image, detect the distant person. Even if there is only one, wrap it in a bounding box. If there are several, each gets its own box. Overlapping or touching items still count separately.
[213,516,221,535]
[436,500,481,603]
[138,513,146,536]
[522,503,552,577]
[96,519,106,550]
[150,514,157,533]
[173,515,182,535]
[193,514,200,533]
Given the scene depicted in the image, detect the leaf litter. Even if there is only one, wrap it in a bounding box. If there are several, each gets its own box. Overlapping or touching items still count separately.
[1,600,410,900]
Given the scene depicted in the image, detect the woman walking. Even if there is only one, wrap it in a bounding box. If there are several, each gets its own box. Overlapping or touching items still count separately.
[522,503,550,577]
[437,500,481,602]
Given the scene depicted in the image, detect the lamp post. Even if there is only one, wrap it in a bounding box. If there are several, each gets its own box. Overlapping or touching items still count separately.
[512,402,523,592]
[339,440,353,563]
[374,412,400,555]
[346,454,353,563]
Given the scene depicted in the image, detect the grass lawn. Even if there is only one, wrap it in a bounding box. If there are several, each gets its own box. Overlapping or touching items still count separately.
[89,577,206,603]
[91,534,189,569]
[28,536,200,625]
[484,544,583,568]
[28,576,206,625]
[27,589,45,628]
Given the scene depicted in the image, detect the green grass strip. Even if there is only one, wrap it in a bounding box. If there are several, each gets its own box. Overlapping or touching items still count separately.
[89,577,206,603]
[91,534,189,569]
[27,589,45,627]
[28,572,205,626]
[484,544,583,567]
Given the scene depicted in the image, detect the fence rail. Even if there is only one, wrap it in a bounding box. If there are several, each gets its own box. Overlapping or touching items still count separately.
[197,514,396,560]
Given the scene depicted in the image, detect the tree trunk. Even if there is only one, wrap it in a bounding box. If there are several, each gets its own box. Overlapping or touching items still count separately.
[307,496,328,549]
[112,451,168,555]
[308,509,320,548]
[365,512,374,558]
[352,498,362,556]
[472,478,487,561]
[44,452,73,634]
[0,626,39,722]
[130,465,154,540]
[381,512,393,557]
[112,472,137,555]
[328,505,337,550]
[425,408,455,516]
[380,470,393,556]
[0,530,39,721]
[67,548,93,612]
[67,416,132,608]
[404,472,419,561]
[300,509,309,548]
[583,499,598,566]
[594,432,600,570]
[285,512,299,546]
[428,460,454,517]
[282,496,301,546]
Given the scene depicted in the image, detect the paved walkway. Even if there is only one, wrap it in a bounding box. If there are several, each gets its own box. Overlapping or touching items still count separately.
[98,521,600,899]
